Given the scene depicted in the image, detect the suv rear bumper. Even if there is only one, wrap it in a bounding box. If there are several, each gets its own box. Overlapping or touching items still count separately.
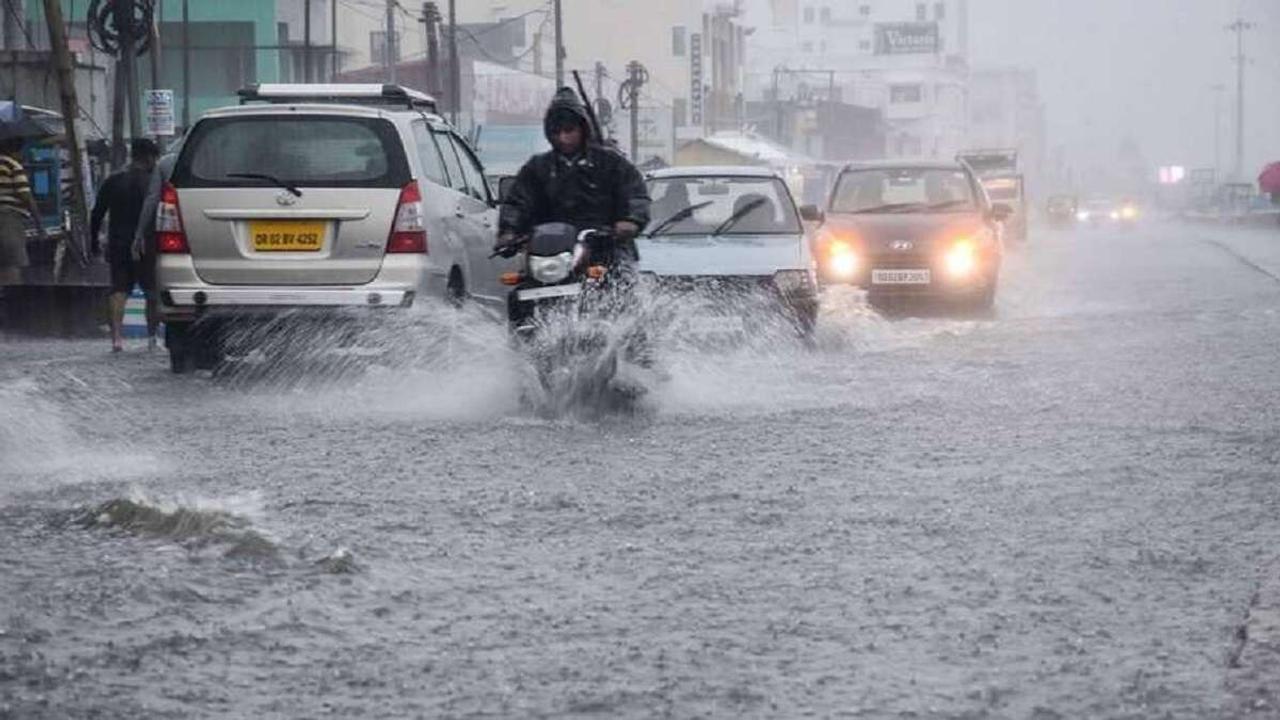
[162,286,413,314]
[158,253,440,321]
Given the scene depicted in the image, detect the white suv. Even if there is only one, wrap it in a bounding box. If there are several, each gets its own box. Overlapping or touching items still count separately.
[157,84,513,373]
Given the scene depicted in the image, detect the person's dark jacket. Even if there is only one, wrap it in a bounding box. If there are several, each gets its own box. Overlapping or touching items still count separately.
[499,88,650,258]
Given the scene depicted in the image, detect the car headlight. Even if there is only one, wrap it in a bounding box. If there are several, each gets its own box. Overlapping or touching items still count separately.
[1121,206,1138,220]
[945,239,978,278]
[529,252,573,284]
[773,269,814,293]
[826,240,859,278]
[1076,211,1090,221]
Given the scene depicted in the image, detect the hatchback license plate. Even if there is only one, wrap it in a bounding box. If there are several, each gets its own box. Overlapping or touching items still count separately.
[872,269,931,285]
[517,284,581,301]
[250,220,325,252]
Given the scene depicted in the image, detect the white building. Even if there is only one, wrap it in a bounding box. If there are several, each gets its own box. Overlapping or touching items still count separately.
[742,0,971,159]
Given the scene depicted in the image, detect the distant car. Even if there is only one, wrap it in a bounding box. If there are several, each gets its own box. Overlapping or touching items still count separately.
[1076,198,1138,227]
[639,166,820,339]
[816,160,1007,311]
[157,83,510,373]
[1046,195,1079,228]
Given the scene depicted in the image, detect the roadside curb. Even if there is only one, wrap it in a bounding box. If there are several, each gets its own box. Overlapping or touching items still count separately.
[1227,561,1280,717]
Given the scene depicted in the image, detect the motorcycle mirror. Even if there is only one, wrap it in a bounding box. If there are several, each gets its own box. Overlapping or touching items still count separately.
[799,204,824,223]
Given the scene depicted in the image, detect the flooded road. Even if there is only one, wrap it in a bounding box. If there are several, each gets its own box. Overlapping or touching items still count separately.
[3,222,1279,718]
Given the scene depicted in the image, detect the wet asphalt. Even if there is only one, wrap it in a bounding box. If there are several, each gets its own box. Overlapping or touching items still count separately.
[2,221,1279,719]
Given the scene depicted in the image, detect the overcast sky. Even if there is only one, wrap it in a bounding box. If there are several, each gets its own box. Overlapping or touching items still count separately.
[968,0,1280,177]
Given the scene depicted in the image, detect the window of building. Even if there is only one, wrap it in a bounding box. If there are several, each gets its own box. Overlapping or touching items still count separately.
[859,39,872,52]
[934,2,946,19]
[370,30,400,66]
[819,40,827,54]
[802,41,814,53]
[672,26,687,57]
[860,4,872,17]
[803,6,815,23]
[820,7,831,22]
[890,84,923,103]
[916,3,926,20]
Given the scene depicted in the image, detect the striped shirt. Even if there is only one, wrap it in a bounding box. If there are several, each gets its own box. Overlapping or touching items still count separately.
[0,154,32,218]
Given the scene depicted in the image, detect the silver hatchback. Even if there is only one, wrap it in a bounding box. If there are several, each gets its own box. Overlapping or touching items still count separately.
[157,84,504,373]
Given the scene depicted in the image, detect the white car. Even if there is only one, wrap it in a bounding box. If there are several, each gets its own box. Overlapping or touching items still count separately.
[639,166,820,339]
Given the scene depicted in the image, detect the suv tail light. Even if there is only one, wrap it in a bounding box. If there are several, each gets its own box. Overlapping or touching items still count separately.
[156,183,189,254]
[387,181,428,253]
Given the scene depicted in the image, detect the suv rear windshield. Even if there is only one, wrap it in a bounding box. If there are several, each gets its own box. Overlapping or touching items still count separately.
[171,115,411,189]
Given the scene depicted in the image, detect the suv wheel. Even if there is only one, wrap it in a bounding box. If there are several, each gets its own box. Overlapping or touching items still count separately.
[166,322,194,374]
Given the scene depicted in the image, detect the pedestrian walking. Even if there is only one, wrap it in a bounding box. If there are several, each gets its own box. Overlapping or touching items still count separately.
[130,148,177,350]
[0,139,47,286]
[91,138,159,353]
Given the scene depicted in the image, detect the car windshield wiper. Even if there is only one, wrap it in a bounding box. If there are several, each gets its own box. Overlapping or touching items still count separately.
[846,202,926,214]
[925,200,974,212]
[226,172,302,197]
[711,197,767,236]
[647,201,713,237]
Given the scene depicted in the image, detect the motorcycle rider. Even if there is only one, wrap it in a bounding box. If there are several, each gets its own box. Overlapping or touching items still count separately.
[494,87,650,263]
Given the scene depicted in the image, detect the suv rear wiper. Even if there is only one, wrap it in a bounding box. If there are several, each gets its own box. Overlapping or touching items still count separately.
[227,172,302,197]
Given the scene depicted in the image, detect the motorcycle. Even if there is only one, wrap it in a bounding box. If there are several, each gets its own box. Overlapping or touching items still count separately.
[495,222,645,410]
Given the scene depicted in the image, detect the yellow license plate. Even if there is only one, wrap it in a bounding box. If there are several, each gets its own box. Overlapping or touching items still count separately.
[250,220,325,252]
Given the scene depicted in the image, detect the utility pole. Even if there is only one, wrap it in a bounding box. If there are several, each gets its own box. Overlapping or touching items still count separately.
[553,0,563,87]
[303,0,311,82]
[594,61,605,106]
[181,0,189,129]
[385,0,397,83]
[41,0,91,266]
[148,0,161,90]
[3,0,24,53]
[448,0,458,126]
[421,2,440,97]
[1227,17,1253,181]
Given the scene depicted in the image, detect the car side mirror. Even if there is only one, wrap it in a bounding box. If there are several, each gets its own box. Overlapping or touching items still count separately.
[799,204,824,223]
[989,203,1013,222]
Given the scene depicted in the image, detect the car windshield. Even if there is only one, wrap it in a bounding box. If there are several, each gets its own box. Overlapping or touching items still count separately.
[645,176,803,236]
[830,168,977,214]
[172,116,410,189]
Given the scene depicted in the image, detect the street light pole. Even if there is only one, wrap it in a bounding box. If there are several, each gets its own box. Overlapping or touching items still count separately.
[1211,83,1225,182]
[1227,17,1252,181]
[553,0,563,87]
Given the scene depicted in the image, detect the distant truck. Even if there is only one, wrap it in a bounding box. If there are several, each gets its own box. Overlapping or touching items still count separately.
[958,149,1028,243]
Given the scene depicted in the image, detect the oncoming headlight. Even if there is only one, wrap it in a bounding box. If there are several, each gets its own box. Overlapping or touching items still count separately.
[529,252,573,283]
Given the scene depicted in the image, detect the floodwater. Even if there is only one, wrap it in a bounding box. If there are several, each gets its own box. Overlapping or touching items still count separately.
[2,222,1279,718]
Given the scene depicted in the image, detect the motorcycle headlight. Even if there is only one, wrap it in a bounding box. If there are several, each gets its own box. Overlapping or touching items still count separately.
[529,252,573,284]
[773,269,815,293]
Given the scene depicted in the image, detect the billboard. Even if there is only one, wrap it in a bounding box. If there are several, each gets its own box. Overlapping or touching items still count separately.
[875,22,940,55]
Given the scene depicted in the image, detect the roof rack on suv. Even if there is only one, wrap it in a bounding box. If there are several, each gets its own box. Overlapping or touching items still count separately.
[237,83,438,112]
